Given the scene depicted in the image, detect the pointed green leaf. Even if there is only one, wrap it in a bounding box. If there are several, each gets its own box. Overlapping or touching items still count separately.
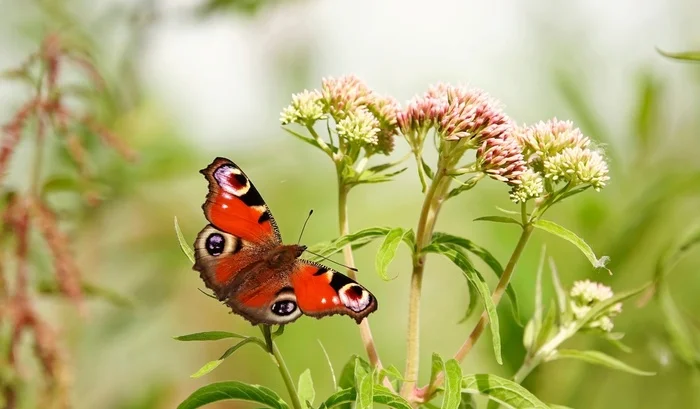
[282,127,322,150]
[174,331,246,341]
[372,385,412,409]
[573,282,651,333]
[534,301,557,351]
[631,71,661,149]
[338,355,371,390]
[431,233,521,325]
[443,359,463,409]
[177,381,289,409]
[532,220,609,271]
[522,319,536,352]
[462,374,549,409]
[534,246,546,334]
[375,228,412,280]
[602,332,633,354]
[421,157,435,180]
[657,48,700,62]
[175,216,195,264]
[424,243,502,364]
[659,287,700,366]
[318,340,338,391]
[548,257,568,319]
[474,216,522,226]
[548,350,655,376]
[298,369,315,407]
[190,359,225,378]
[429,353,443,389]
[319,388,356,409]
[307,227,394,259]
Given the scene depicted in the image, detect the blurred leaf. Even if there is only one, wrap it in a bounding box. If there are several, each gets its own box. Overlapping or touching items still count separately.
[523,319,536,352]
[602,332,633,354]
[422,158,435,180]
[37,280,133,308]
[533,219,610,271]
[496,207,522,216]
[190,338,264,378]
[197,0,268,16]
[659,287,700,366]
[177,381,289,409]
[535,301,558,352]
[554,71,611,150]
[459,393,477,409]
[431,232,521,325]
[461,374,549,408]
[657,48,700,62]
[548,350,655,376]
[429,353,442,389]
[549,405,574,409]
[474,216,522,226]
[375,227,413,280]
[443,359,463,409]
[631,71,661,150]
[174,216,195,263]
[318,340,338,391]
[534,246,546,336]
[41,175,83,197]
[356,167,408,185]
[174,331,246,341]
[548,257,568,319]
[423,243,502,364]
[298,369,315,407]
[338,355,371,390]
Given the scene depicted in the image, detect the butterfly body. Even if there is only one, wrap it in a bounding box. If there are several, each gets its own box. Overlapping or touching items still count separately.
[193,157,377,325]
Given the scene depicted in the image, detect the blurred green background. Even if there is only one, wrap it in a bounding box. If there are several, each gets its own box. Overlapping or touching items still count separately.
[1,0,700,408]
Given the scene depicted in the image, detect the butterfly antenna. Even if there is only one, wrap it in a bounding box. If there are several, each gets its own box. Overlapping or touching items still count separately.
[304,249,358,272]
[297,209,314,244]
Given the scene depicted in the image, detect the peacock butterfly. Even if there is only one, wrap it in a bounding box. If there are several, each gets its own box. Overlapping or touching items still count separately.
[192,157,378,325]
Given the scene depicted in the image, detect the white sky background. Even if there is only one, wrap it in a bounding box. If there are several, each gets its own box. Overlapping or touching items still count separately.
[1,0,699,148]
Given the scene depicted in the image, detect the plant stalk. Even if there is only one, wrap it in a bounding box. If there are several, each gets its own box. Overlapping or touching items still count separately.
[263,326,303,409]
[402,169,452,398]
[337,182,383,369]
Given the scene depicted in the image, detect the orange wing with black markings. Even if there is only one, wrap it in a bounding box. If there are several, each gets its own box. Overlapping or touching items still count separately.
[200,157,281,245]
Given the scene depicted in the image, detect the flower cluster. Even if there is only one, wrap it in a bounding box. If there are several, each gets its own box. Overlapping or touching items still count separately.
[280,75,399,156]
[509,119,610,202]
[569,280,622,332]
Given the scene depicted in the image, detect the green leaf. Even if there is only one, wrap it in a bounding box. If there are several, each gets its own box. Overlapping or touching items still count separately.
[447,176,482,199]
[459,393,477,409]
[282,127,322,150]
[356,373,373,409]
[372,385,412,409]
[532,219,609,271]
[573,282,652,333]
[534,246,546,336]
[443,359,463,409]
[659,287,700,366]
[424,243,502,364]
[421,157,435,180]
[175,216,195,264]
[548,350,655,376]
[338,355,371,390]
[548,257,569,319]
[174,331,246,341]
[190,359,225,378]
[602,332,633,354]
[534,301,557,351]
[474,216,522,226]
[298,369,315,407]
[375,228,413,280]
[318,340,338,391]
[190,338,263,378]
[631,71,661,150]
[177,381,289,409]
[37,280,133,308]
[320,388,356,409]
[462,374,549,409]
[307,227,394,259]
[657,48,700,62]
[429,353,443,389]
[431,233,521,325]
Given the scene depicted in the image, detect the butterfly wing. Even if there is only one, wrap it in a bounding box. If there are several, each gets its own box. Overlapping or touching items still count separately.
[200,157,281,244]
[290,260,378,323]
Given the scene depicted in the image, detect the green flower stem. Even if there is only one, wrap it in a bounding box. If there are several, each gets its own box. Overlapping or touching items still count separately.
[402,168,452,399]
[424,203,534,399]
[261,326,303,409]
[337,182,383,369]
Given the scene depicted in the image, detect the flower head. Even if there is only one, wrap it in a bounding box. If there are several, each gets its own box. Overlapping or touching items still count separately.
[335,107,380,147]
[476,130,526,184]
[570,280,622,332]
[367,95,400,155]
[321,75,372,121]
[543,147,610,190]
[280,89,325,125]
[516,119,590,162]
[509,168,544,203]
[396,95,448,142]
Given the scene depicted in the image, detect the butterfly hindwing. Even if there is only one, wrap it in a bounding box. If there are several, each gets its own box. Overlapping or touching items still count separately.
[290,260,378,323]
[200,157,281,244]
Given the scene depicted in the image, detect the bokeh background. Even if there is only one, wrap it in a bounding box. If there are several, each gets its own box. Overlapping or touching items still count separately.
[1,0,700,408]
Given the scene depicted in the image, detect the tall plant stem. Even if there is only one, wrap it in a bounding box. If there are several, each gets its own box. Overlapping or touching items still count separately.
[402,169,452,398]
[262,326,303,409]
[337,182,383,369]
[425,219,534,398]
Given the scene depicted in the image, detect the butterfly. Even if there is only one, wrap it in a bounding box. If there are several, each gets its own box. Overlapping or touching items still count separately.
[192,157,378,325]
